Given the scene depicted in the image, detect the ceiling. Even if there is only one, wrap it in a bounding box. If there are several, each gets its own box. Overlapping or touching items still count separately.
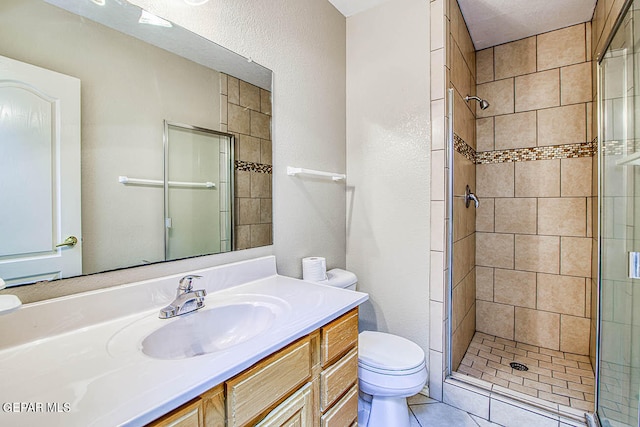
[327,0,391,17]
[329,0,597,50]
[457,0,597,50]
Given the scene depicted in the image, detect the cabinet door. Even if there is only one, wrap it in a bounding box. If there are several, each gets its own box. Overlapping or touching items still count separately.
[255,383,313,427]
[148,398,202,427]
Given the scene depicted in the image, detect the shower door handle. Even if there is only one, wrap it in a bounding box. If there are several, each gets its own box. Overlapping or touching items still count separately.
[629,252,640,279]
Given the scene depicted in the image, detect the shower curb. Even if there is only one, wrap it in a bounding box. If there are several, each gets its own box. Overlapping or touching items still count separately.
[445,373,590,426]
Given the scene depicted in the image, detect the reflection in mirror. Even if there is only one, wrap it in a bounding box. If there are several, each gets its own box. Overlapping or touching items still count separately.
[163,123,234,260]
[0,0,272,288]
[0,55,82,286]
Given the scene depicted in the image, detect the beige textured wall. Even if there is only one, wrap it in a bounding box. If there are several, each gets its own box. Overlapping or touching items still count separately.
[474,23,594,356]
[346,0,430,356]
[448,0,477,371]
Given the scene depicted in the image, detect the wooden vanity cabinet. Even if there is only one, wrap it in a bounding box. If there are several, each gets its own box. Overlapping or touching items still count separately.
[149,308,359,427]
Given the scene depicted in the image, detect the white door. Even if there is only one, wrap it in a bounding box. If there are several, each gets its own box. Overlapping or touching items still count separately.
[0,55,81,286]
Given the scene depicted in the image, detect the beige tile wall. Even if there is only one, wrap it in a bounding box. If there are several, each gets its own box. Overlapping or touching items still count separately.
[449,0,477,371]
[220,74,273,250]
[474,24,593,356]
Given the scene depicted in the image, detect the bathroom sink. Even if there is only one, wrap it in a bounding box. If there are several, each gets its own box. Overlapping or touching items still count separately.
[107,295,289,360]
[143,302,279,359]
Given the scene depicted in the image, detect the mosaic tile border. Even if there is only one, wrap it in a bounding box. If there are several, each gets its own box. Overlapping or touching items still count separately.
[454,134,597,164]
[476,141,597,164]
[235,160,272,174]
[453,134,475,163]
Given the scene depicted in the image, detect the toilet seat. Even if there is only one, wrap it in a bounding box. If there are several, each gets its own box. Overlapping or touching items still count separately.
[358,331,425,373]
[359,359,426,376]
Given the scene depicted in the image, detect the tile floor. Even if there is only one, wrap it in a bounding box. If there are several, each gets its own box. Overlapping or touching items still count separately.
[408,393,501,427]
[457,332,595,412]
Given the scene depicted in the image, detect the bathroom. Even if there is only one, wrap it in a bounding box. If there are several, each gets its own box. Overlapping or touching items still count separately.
[0,0,638,426]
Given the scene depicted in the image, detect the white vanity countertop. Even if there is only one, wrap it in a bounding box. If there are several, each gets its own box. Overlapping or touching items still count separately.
[0,256,368,426]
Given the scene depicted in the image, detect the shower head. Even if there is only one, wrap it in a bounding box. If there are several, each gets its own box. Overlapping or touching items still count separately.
[464,95,490,110]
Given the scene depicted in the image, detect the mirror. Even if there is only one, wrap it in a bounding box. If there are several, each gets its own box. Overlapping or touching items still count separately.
[0,0,273,287]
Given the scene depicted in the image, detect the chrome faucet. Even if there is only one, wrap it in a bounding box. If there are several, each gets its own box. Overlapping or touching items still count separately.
[159,275,207,319]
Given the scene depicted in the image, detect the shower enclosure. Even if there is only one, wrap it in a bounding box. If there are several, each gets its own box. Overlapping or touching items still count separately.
[598,1,640,425]
[436,0,640,424]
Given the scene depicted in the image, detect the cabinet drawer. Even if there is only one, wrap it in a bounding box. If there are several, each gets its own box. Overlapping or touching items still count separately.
[148,398,202,427]
[321,308,358,367]
[320,348,358,411]
[255,382,313,426]
[320,385,358,427]
[226,337,312,427]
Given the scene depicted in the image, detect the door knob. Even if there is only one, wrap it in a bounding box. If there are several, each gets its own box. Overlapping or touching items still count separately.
[56,236,78,248]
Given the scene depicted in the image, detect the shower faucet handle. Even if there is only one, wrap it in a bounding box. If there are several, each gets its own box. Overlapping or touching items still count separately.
[465,185,479,209]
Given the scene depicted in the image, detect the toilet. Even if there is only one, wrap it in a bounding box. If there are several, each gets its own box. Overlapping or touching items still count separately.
[357,331,427,427]
[317,269,428,427]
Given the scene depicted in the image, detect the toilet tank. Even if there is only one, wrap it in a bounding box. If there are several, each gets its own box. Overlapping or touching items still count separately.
[325,268,357,291]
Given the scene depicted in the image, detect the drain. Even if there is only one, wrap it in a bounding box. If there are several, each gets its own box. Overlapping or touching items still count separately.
[510,362,528,371]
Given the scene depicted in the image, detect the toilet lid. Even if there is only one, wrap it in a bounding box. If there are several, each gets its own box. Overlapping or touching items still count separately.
[358,331,425,372]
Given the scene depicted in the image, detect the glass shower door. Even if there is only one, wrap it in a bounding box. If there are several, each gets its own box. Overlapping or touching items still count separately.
[164,122,233,260]
[599,2,640,426]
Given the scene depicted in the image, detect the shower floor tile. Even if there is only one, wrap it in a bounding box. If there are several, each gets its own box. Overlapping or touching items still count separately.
[457,332,595,412]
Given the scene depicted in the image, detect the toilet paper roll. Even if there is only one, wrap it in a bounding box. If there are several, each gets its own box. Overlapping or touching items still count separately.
[302,257,327,282]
